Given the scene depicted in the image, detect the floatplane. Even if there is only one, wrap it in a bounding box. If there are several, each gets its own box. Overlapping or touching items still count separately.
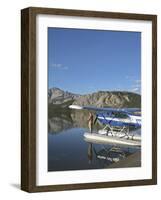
[69,105,141,147]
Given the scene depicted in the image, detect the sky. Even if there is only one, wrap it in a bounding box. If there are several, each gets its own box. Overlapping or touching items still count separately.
[48,28,141,94]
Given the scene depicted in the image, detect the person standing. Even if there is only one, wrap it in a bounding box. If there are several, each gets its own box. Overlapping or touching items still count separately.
[88,112,94,133]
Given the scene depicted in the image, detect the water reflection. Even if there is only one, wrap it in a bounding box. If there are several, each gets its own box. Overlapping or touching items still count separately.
[48,110,93,133]
[48,109,141,171]
[86,143,134,165]
[48,114,73,133]
[87,143,93,164]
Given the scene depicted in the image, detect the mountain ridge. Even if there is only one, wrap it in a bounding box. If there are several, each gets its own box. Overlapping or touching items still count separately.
[48,87,141,108]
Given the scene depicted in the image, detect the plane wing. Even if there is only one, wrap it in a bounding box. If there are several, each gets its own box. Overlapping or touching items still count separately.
[69,105,141,114]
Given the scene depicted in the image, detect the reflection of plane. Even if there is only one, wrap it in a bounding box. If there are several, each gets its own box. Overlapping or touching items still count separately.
[69,105,141,147]
[87,143,130,165]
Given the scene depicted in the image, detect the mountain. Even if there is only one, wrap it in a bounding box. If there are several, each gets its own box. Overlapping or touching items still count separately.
[72,91,141,108]
[48,87,80,105]
[48,87,141,109]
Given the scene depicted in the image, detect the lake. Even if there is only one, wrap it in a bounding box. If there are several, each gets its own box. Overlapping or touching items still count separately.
[48,110,141,171]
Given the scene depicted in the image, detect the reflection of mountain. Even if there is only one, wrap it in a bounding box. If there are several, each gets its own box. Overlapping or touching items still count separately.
[48,111,90,133]
[48,114,73,133]
[71,110,90,128]
[48,87,141,108]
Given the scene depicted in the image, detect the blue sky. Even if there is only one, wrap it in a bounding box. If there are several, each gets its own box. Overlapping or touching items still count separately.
[48,28,141,94]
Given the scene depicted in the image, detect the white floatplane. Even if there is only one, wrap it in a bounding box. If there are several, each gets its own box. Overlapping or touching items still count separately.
[69,105,141,147]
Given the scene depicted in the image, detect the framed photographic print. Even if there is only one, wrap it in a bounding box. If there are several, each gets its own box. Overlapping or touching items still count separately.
[21,7,157,192]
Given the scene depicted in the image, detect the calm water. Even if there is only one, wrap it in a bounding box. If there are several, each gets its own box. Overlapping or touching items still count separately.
[48,110,140,171]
